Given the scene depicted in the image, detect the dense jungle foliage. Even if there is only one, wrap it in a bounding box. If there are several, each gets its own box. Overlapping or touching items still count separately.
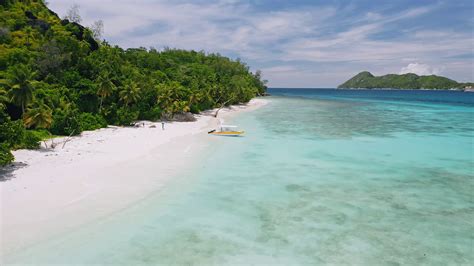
[0,0,267,165]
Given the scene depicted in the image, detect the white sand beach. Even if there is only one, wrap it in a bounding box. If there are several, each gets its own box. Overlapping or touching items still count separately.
[0,98,268,257]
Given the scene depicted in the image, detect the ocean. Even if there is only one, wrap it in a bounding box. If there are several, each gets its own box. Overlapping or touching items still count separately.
[6,89,474,265]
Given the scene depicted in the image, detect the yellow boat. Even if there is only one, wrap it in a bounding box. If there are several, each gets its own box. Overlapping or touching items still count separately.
[208,125,244,137]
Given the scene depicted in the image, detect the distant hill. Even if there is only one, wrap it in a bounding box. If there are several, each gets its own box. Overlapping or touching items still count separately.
[338,71,473,90]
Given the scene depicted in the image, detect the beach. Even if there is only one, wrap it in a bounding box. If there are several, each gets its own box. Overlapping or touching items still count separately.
[1,90,473,264]
[0,98,268,258]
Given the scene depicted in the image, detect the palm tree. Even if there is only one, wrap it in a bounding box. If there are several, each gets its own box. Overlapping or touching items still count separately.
[23,102,53,129]
[96,72,115,111]
[188,92,200,107]
[119,81,141,106]
[5,64,37,114]
[0,87,8,109]
[156,83,173,108]
[24,26,33,47]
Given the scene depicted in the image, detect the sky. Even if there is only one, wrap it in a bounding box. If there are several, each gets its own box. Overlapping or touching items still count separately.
[48,0,474,87]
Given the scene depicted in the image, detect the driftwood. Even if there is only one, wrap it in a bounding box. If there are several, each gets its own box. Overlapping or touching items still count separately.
[214,98,234,118]
[43,140,49,149]
[132,122,146,127]
[43,133,55,149]
[61,130,76,149]
[50,138,57,149]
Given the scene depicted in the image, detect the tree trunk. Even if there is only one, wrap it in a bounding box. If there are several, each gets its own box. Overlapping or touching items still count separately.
[213,98,233,118]
[213,103,225,118]
[62,130,75,149]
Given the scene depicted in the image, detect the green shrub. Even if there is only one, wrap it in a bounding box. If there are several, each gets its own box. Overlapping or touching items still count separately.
[190,104,200,114]
[0,119,25,148]
[116,107,139,125]
[140,106,162,121]
[20,131,41,149]
[78,113,107,131]
[0,143,14,166]
[0,27,12,45]
[29,129,52,140]
[50,109,82,136]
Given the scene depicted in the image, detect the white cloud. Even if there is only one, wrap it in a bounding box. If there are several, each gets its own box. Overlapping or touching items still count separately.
[400,63,441,76]
[365,12,382,21]
[46,1,471,87]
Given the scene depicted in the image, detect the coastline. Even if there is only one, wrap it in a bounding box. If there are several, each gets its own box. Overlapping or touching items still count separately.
[0,98,269,257]
[336,87,469,91]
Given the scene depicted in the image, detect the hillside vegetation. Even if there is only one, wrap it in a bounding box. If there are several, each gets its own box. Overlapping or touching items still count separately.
[338,71,472,90]
[0,0,266,165]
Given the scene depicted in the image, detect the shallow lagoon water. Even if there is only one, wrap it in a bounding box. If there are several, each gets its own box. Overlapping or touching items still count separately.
[6,89,474,265]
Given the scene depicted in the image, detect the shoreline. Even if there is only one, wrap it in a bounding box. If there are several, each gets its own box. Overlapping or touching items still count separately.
[0,98,269,257]
[337,87,469,91]
[270,88,470,92]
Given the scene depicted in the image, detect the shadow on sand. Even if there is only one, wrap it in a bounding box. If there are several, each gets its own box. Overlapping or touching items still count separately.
[0,162,28,182]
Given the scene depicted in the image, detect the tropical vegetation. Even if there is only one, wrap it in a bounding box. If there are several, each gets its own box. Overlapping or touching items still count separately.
[0,0,267,166]
[338,71,472,90]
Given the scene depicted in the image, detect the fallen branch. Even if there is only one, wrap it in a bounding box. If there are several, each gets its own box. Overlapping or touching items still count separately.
[62,130,76,149]
[214,98,234,118]
[41,131,54,149]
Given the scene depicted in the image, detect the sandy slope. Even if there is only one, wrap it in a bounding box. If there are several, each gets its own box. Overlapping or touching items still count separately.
[0,98,268,257]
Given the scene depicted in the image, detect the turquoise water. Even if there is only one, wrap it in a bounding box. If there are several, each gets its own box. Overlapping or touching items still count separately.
[6,89,474,265]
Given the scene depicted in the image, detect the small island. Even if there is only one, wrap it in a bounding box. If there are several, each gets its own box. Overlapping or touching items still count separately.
[338,71,473,90]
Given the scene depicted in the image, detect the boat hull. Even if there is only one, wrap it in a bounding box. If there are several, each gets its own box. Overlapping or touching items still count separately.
[209,131,245,137]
